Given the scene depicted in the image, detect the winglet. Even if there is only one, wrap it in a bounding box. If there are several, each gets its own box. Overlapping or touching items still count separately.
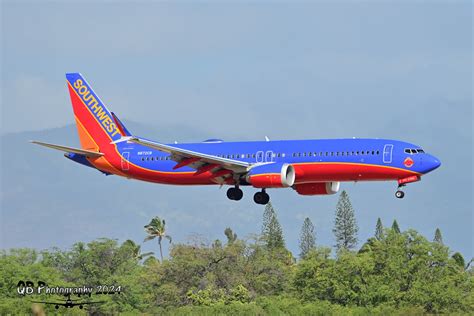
[111,112,132,137]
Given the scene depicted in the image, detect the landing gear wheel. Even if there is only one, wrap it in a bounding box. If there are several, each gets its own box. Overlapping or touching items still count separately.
[227,187,243,201]
[395,190,405,199]
[253,191,270,205]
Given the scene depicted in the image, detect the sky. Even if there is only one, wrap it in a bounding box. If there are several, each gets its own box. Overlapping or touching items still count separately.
[1,2,472,257]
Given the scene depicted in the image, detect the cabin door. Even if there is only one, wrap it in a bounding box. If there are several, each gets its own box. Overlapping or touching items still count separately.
[121,152,130,171]
[265,151,274,163]
[383,144,393,163]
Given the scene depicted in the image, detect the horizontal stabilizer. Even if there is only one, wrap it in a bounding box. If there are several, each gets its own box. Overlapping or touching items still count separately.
[30,141,104,158]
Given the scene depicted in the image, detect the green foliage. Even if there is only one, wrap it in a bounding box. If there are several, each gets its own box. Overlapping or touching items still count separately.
[434,227,443,244]
[452,252,465,269]
[261,202,285,250]
[0,215,472,314]
[299,217,316,259]
[293,228,473,313]
[375,217,383,240]
[224,227,237,244]
[144,216,172,262]
[187,284,250,306]
[333,190,359,251]
[391,219,401,234]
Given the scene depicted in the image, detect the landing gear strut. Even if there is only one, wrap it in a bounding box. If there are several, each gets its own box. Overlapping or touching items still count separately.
[253,189,270,205]
[227,186,243,201]
[395,184,405,199]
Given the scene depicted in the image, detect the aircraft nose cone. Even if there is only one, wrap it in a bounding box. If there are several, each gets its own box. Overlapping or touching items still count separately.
[424,155,441,173]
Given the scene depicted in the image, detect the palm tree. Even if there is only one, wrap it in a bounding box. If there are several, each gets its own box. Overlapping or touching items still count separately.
[122,239,154,261]
[144,217,172,262]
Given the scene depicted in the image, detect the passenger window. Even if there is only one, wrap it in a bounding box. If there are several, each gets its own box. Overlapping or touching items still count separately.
[372,151,375,155]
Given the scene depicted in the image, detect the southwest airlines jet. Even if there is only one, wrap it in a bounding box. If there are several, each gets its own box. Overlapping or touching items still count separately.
[32,73,441,204]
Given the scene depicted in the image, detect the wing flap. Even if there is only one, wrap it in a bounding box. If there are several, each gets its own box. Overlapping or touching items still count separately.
[31,141,104,158]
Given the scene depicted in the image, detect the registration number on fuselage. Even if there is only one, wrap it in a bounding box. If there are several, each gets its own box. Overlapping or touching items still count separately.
[137,151,153,156]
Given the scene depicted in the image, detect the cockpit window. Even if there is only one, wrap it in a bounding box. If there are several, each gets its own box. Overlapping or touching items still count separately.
[405,148,425,154]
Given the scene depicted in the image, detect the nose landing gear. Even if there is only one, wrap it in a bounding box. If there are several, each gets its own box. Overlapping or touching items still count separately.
[253,189,270,205]
[395,184,405,199]
[395,190,405,199]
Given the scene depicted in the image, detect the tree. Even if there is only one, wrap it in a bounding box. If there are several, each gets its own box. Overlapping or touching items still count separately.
[121,239,154,261]
[451,252,465,269]
[433,228,443,244]
[144,216,172,262]
[375,218,383,240]
[299,217,316,258]
[333,190,358,251]
[391,220,401,234]
[224,227,237,244]
[261,202,285,250]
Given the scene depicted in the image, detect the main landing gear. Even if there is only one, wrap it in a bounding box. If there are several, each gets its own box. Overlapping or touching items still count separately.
[253,189,270,205]
[226,187,270,205]
[395,184,405,199]
[227,186,243,201]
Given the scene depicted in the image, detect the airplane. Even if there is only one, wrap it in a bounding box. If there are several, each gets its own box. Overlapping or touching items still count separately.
[31,73,441,204]
[31,297,104,309]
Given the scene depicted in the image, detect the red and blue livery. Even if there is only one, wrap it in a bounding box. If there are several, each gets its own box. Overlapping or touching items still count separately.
[32,73,441,204]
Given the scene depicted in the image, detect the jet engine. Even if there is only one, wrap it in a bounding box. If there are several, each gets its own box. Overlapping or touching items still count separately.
[246,163,295,188]
[294,182,340,195]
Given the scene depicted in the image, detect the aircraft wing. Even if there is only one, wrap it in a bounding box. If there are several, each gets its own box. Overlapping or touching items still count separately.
[112,136,250,174]
[31,141,104,158]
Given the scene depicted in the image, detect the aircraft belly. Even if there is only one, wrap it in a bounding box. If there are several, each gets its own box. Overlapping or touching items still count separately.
[124,167,216,185]
[292,162,415,183]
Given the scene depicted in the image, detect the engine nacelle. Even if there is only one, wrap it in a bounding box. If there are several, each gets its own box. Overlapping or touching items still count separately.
[294,182,340,195]
[246,163,295,188]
